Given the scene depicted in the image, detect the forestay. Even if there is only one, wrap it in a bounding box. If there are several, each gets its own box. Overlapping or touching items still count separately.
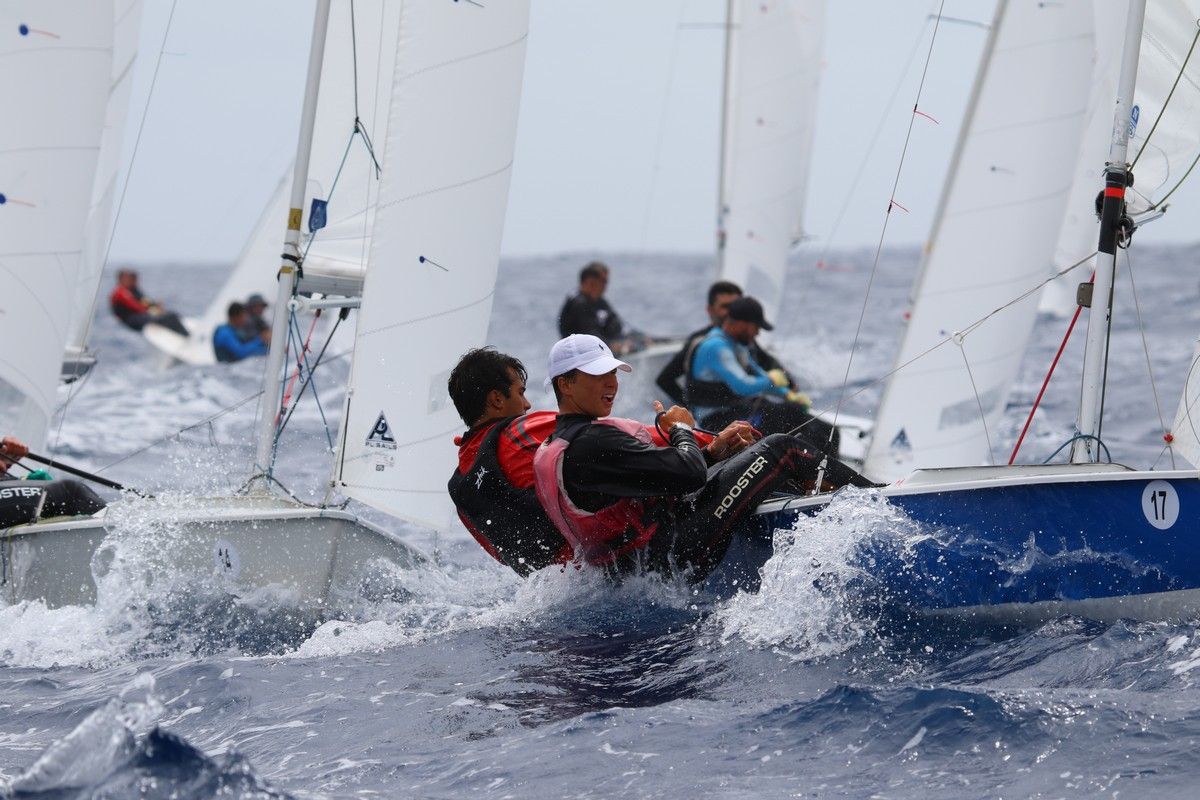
[66,0,144,356]
[864,0,1094,483]
[334,0,531,530]
[0,2,113,445]
[716,0,824,324]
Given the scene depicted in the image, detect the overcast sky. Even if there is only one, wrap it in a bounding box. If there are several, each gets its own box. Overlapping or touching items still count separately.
[107,0,1199,267]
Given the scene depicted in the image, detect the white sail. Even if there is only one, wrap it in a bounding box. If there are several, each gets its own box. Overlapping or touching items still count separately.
[66,0,143,354]
[863,0,1095,483]
[0,3,114,445]
[716,0,824,323]
[334,0,531,530]
[150,0,400,365]
[1041,0,1200,316]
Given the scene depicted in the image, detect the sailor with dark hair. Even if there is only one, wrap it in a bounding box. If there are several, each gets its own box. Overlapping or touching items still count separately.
[557,261,634,352]
[534,334,874,583]
[446,347,572,575]
[241,293,270,340]
[109,269,189,336]
[0,436,106,529]
[213,302,270,363]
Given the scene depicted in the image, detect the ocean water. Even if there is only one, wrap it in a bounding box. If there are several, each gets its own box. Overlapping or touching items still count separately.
[4,245,1200,798]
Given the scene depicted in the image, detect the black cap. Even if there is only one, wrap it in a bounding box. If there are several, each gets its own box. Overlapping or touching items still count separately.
[246,293,268,307]
[725,296,773,331]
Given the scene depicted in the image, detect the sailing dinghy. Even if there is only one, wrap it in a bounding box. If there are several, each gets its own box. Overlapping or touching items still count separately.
[1,0,532,608]
[746,0,1200,624]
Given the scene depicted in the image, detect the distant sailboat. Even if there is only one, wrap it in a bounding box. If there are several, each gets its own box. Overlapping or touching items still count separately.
[1,0,533,607]
[143,0,399,366]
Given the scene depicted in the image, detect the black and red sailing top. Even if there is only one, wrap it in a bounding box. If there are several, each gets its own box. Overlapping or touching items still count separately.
[109,285,149,321]
[448,411,572,575]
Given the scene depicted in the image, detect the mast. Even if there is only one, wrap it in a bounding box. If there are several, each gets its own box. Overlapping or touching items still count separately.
[1071,0,1147,463]
[715,0,735,268]
[254,0,333,478]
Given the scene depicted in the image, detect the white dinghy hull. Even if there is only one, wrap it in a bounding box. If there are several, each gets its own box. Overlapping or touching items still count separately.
[0,496,423,609]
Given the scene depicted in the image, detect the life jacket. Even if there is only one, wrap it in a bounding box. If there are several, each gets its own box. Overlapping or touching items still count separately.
[109,285,148,320]
[682,330,754,410]
[532,417,662,566]
[448,416,570,576]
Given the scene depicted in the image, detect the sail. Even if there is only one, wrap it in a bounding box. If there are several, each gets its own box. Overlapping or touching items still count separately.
[716,0,824,323]
[0,3,114,445]
[156,0,401,363]
[66,0,144,354]
[335,0,531,530]
[863,0,1095,483]
[1041,0,1200,316]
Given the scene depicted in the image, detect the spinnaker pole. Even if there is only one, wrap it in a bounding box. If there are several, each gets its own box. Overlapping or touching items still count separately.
[254,0,333,479]
[1071,0,1147,463]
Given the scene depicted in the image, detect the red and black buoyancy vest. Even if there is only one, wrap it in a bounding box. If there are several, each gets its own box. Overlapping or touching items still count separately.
[448,417,571,576]
[532,417,662,567]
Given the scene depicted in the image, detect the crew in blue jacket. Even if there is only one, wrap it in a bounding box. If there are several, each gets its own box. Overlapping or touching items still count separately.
[213,302,270,363]
[685,297,840,456]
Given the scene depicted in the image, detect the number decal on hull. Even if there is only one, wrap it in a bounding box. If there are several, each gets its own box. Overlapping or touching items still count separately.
[1142,480,1179,530]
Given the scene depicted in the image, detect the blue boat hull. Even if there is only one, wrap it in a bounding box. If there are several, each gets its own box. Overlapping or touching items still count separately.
[745,466,1200,622]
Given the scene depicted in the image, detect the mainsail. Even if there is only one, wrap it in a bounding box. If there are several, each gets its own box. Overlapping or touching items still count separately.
[863,0,1095,482]
[716,0,824,323]
[334,1,531,530]
[0,2,114,445]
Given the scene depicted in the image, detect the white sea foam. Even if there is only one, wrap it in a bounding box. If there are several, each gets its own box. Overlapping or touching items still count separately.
[715,489,918,658]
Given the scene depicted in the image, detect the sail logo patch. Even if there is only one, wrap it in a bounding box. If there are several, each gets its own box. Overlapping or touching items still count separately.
[1128,104,1140,138]
[365,412,397,450]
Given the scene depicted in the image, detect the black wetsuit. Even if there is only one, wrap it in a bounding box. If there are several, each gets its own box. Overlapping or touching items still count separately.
[556,414,873,582]
[0,477,106,528]
[557,293,625,345]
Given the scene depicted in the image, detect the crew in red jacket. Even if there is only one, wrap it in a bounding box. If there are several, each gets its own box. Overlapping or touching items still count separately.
[109,269,188,336]
[447,348,573,575]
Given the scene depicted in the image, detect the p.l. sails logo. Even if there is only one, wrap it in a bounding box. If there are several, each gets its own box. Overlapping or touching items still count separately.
[365,412,397,450]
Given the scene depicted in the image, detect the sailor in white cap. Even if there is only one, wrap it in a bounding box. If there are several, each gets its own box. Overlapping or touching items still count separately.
[532,335,875,583]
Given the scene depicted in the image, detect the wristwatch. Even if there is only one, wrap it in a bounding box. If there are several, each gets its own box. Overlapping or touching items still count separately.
[669,421,694,434]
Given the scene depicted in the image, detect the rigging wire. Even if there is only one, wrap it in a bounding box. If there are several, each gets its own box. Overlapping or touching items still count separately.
[826,0,950,444]
[955,336,995,465]
[638,1,695,250]
[53,0,181,453]
[1123,246,1175,468]
[786,250,1097,440]
[812,2,966,272]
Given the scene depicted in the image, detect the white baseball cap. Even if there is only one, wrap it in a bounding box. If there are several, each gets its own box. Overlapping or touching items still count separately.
[544,334,632,388]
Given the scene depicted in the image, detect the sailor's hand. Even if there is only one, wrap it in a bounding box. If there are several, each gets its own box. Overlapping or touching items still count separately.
[705,421,757,461]
[260,329,272,344]
[786,390,811,409]
[653,401,696,430]
[1,436,28,461]
[767,368,790,388]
